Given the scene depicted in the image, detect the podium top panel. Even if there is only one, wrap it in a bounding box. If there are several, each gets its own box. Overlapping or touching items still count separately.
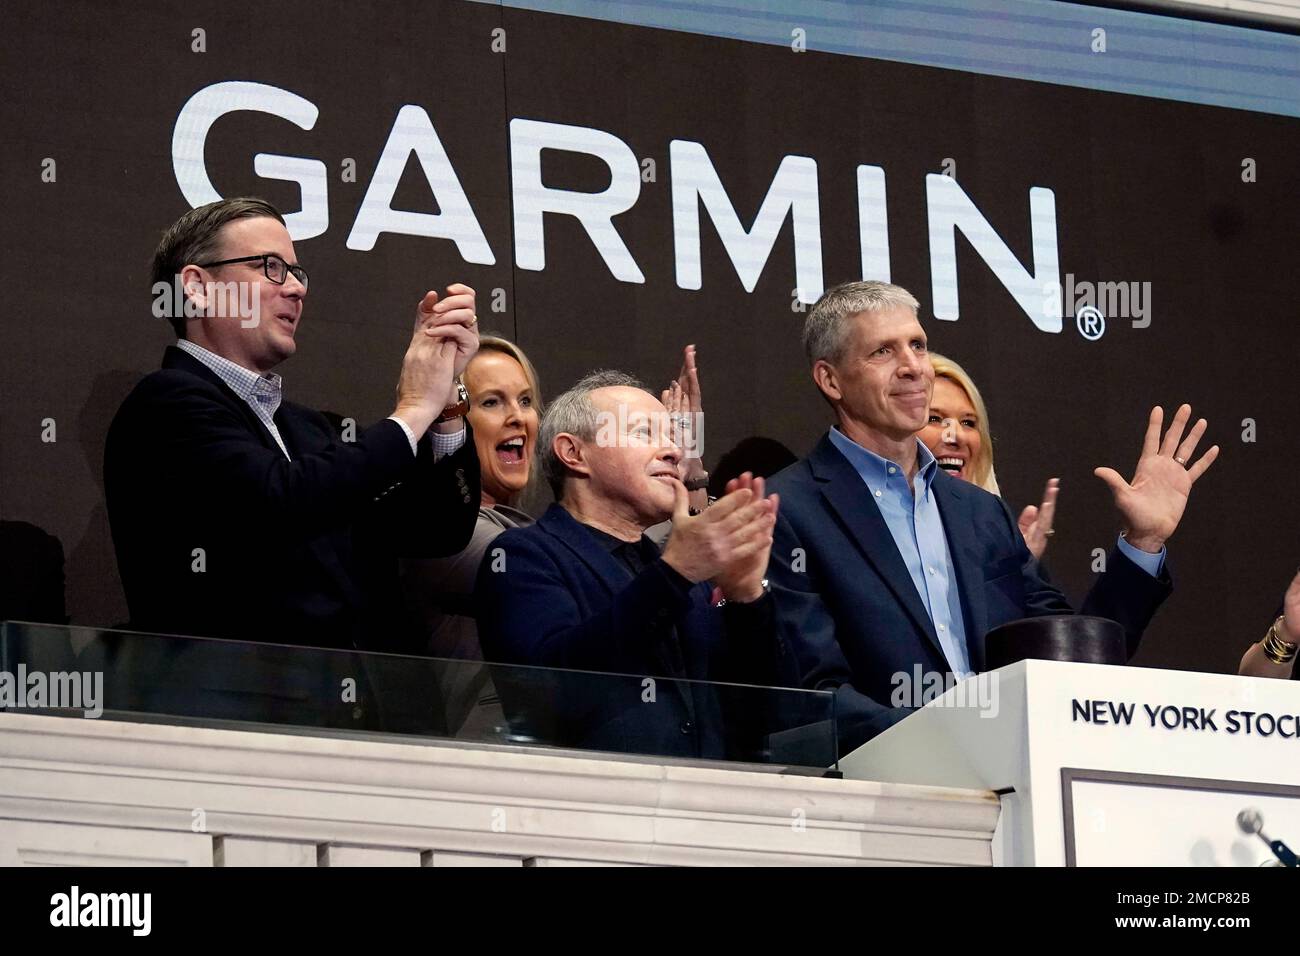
[841,660,1300,792]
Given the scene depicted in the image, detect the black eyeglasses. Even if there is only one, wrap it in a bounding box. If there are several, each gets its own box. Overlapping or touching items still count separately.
[197,253,309,291]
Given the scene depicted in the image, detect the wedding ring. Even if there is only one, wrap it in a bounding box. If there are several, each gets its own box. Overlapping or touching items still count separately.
[1174,456,1187,466]
[469,313,478,326]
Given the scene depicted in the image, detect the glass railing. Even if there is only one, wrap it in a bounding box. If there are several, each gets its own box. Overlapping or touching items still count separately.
[0,621,837,771]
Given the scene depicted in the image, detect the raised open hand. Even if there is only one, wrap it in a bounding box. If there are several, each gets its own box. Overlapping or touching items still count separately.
[1017,477,1059,561]
[661,344,703,472]
[1093,404,1218,553]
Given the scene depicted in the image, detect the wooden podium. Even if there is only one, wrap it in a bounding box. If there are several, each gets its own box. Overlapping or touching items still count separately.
[839,660,1300,866]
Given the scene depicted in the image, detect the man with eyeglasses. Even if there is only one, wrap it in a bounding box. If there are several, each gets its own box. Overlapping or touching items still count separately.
[105,197,482,657]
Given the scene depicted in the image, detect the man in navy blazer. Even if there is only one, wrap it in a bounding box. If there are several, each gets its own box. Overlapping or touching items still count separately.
[767,281,1219,750]
[475,371,794,760]
[106,198,482,652]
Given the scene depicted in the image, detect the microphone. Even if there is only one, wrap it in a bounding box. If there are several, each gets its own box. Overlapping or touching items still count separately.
[1236,808,1299,867]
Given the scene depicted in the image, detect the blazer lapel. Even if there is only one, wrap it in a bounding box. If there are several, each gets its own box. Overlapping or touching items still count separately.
[538,505,698,703]
[272,403,317,459]
[808,435,947,662]
[161,346,282,456]
[933,474,990,673]
[537,505,638,599]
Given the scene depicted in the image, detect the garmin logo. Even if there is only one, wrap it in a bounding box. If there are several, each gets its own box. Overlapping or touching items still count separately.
[173,80,1064,330]
[50,886,151,936]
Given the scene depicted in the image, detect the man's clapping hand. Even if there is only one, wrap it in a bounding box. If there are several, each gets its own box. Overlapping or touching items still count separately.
[661,472,777,603]
[393,284,479,433]
[415,283,479,378]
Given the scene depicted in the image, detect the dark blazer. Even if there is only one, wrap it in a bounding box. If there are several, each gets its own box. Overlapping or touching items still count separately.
[474,503,796,760]
[767,433,1173,749]
[104,345,480,651]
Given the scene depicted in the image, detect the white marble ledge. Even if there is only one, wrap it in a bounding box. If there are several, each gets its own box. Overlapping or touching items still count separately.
[0,713,999,866]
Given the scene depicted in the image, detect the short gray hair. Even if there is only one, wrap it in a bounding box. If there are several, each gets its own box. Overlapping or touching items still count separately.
[540,369,652,498]
[802,280,921,366]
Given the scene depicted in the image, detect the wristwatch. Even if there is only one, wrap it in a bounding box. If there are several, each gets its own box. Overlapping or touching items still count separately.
[435,381,470,423]
[715,578,770,607]
[683,472,710,493]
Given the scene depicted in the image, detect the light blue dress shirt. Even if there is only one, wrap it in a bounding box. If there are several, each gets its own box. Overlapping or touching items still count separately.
[829,427,973,676]
[827,428,1165,678]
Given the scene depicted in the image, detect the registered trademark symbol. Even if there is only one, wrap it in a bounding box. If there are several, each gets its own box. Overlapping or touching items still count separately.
[1076,305,1105,340]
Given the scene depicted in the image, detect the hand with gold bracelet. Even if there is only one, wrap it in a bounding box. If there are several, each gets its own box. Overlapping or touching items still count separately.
[1238,568,1300,679]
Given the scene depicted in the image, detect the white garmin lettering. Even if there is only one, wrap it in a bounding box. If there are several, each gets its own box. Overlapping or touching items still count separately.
[671,140,822,303]
[510,118,644,282]
[172,81,328,240]
[346,105,495,262]
[927,173,1061,332]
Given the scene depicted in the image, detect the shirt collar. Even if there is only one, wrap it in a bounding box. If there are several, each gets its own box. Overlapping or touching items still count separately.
[176,340,283,410]
[581,522,656,556]
[828,426,939,490]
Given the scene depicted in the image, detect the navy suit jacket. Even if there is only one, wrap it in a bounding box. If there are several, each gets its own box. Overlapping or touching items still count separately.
[767,433,1173,749]
[105,345,480,651]
[474,504,797,760]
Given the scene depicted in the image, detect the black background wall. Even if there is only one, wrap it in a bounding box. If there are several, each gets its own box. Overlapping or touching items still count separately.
[1,0,1296,675]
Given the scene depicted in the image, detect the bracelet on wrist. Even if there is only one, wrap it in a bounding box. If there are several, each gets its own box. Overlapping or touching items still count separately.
[1262,616,1298,665]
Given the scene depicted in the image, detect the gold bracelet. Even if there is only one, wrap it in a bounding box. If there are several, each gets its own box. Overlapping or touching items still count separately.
[1262,616,1298,666]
